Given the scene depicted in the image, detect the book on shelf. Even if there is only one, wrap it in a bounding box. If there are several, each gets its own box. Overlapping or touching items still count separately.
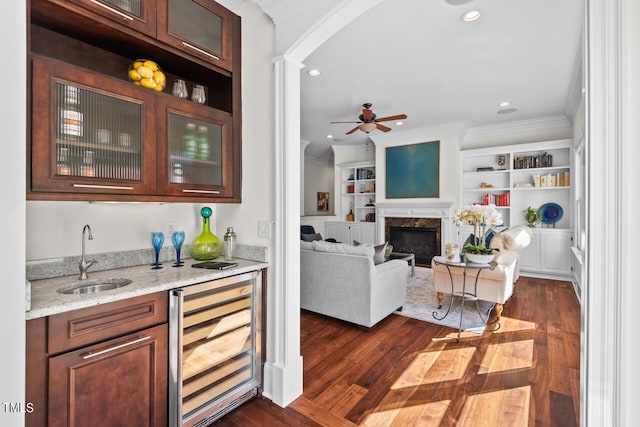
[514,152,553,169]
[482,191,510,206]
[532,171,570,187]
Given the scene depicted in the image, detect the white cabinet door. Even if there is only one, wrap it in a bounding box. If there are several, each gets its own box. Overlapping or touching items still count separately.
[540,230,572,276]
[325,222,350,243]
[518,230,539,272]
[351,223,376,245]
[324,221,375,244]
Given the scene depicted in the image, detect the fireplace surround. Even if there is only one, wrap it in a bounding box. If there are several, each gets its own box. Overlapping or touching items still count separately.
[376,202,454,266]
[386,218,441,266]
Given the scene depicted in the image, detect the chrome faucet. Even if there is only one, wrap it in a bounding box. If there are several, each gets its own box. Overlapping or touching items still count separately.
[79,224,95,280]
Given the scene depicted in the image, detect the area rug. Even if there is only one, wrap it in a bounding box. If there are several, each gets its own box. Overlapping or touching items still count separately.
[394,267,495,334]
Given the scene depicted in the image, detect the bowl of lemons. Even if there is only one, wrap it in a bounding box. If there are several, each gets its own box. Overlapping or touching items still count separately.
[128,59,166,91]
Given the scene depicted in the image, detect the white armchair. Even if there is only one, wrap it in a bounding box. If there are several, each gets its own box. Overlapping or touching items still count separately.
[432,225,532,324]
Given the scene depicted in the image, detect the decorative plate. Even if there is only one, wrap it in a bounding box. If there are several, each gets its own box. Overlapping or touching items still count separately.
[539,202,563,224]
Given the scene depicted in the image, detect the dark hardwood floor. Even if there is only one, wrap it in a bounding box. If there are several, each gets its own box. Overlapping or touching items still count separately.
[217,273,580,426]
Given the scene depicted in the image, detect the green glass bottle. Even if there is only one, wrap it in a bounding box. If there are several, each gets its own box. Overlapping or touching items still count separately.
[190,207,222,260]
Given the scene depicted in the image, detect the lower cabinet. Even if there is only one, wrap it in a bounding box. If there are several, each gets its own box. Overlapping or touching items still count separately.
[519,229,572,278]
[325,221,376,245]
[26,292,168,427]
[48,324,167,427]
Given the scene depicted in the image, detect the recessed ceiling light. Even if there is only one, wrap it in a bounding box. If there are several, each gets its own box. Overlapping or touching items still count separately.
[499,101,510,108]
[461,9,482,22]
[326,134,333,139]
[497,108,518,115]
[307,69,321,77]
[396,121,404,126]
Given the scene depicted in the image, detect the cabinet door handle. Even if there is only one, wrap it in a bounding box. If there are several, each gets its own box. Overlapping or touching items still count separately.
[181,42,220,61]
[73,184,134,190]
[181,189,221,194]
[90,0,134,21]
[83,336,151,360]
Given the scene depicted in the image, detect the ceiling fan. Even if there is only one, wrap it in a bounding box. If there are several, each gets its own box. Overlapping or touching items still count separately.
[331,103,407,135]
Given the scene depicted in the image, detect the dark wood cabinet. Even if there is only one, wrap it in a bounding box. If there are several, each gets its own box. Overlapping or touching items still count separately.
[48,324,167,427]
[156,0,235,72]
[26,292,168,427]
[28,0,242,202]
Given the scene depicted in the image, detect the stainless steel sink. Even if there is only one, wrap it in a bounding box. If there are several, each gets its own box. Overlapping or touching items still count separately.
[57,278,132,295]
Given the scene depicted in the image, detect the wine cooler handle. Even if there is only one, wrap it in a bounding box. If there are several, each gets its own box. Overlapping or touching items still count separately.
[169,288,184,426]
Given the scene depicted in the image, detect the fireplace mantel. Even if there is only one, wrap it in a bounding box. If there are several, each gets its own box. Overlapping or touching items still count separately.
[375,202,454,218]
[376,202,455,254]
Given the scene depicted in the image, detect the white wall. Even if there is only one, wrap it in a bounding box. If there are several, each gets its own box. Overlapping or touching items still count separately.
[0,1,26,425]
[303,155,334,215]
[371,123,464,207]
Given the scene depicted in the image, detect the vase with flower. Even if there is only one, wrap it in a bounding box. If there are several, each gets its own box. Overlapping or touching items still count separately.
[453,204,503,263]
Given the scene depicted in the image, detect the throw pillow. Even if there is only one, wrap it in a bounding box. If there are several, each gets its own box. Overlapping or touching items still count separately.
[384,244,394,260]
[353,240,387,265]
[301,233,323,242]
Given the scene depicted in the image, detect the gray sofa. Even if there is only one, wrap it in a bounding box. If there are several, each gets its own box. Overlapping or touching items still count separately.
[300,240,409,328]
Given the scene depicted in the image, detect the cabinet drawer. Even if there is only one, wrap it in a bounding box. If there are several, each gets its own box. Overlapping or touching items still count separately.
[48,291,168,355]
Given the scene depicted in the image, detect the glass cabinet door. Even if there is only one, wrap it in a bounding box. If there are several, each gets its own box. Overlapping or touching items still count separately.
[157,0,235,72]
[63,0,156,36]
[31,56,157,195]
[157,99,233,197]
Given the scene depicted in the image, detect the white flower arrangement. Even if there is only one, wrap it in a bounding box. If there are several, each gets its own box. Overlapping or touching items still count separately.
[453,204,504,254]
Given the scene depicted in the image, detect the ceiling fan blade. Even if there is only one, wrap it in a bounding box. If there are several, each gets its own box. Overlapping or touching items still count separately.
[346,126,361,135]
[330,121,362,124]
[376,123,392,132]
[375,114,407,122]
[362,108,374,122]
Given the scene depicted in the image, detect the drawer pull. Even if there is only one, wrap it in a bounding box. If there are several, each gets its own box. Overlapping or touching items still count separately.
[181,189,221,194]
[83,335,151,360]
[73,184,134,190]
[181,42,220,61]
[90,0,134,21]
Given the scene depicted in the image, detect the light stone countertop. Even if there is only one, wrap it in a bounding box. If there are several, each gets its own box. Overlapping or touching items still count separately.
[27,258,268,320]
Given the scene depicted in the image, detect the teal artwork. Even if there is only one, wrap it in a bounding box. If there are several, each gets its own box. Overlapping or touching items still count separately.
[386,141,440,198]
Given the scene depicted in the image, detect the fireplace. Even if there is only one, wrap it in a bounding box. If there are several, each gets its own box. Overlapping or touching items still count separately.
[385,218,441,266]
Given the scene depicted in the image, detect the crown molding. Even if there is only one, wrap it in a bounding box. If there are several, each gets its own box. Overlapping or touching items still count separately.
[464,115,572,146]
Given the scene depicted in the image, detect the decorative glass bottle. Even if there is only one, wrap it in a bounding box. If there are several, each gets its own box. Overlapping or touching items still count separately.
[190,206,222,260]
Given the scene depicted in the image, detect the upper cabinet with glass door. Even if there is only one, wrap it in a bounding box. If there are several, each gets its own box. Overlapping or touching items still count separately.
[156,97,234,198]
[157,0,235,72]
[32,0,236,73]
[41,0,157,36]
[31,56,157,197]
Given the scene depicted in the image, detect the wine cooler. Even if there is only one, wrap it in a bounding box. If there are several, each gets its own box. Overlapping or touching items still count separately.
[169,271,262,426]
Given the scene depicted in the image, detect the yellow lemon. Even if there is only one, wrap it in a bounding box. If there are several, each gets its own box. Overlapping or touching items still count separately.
[133,81,141,86]
[139,77,156,89]
[152,84,164,92]
[136,65,153,79]
[143,60,158,72]
[132,60,144,70]
[152,70,166,85]
[128,69,141,81]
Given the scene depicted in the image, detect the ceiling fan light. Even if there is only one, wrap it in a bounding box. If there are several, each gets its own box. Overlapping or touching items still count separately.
[359,123,377,133]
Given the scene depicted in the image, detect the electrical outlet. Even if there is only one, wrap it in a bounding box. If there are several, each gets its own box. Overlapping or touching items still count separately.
[258,220,272,239]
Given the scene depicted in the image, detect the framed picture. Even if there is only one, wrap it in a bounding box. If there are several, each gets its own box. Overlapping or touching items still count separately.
[386,140,440,198]
[317,192,329,211]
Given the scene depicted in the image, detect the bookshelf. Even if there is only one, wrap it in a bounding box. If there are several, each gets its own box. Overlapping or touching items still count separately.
[460,139,573,278]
